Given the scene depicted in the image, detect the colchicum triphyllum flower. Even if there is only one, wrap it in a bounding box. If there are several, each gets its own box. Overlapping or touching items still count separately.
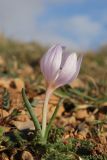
[40,44,83,139]
[40,44,83,90]
[22,44,83,143]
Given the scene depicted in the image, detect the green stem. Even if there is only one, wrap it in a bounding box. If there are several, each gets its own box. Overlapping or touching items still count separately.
[41,87,52,138]
[44,98,64,141]
[22,88,41,135]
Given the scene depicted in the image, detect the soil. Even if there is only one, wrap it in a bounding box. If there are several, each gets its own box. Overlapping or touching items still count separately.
[0,49,107,159]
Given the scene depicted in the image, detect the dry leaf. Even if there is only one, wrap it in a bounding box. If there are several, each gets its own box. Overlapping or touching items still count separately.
[75,109,89,120]
[22,151,34,160]
[12,120,35,130]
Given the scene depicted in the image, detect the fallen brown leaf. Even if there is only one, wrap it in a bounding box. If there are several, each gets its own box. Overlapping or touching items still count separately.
[22,151,34,160]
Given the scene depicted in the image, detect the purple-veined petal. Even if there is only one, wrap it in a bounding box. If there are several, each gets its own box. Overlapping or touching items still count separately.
[55,52,77,87]
[68,54,83,83]
[40,44,63,83]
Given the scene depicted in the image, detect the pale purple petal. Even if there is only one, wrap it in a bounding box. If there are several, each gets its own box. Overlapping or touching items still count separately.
[60,51,70,69]
[68,54,83,83]
[55,52,77,87]
[40,44,63,82]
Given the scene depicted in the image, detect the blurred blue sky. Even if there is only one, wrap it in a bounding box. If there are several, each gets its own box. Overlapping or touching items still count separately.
[0,0,107,51]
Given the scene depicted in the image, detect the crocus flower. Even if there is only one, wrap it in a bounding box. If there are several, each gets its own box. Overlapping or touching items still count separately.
[40,44,83,90]
[40,44,83,138]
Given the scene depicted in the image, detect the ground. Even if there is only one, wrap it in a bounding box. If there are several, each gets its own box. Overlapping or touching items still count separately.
[0,37,107,159]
